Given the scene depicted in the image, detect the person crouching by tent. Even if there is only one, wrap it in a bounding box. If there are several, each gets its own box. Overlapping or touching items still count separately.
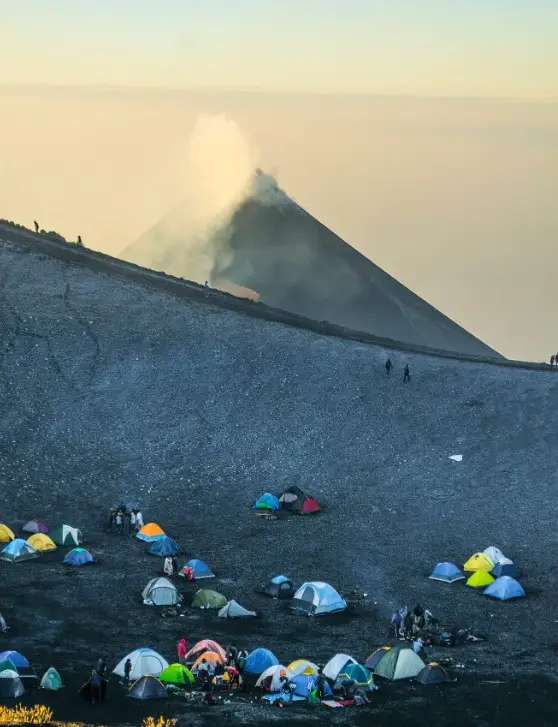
[225,666,239,688]
[183,565,194,581]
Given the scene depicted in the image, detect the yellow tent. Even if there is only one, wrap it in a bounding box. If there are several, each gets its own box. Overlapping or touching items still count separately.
[463,552,494,572]
[0,524,14,543]
[466,570,494,588]
[27,533,56,551]
[287,659,319,676]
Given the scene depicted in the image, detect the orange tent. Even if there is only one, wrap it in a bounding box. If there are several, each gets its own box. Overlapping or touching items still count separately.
[185,640,226,663]
[192,651,226,670]
[136,522,165,542]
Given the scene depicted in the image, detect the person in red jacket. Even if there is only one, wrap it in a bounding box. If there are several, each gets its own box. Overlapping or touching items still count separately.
[177,637,188,665]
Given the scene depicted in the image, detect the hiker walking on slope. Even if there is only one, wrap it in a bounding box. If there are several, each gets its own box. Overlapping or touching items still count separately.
[385,358,393,376]
[403,364,411,383]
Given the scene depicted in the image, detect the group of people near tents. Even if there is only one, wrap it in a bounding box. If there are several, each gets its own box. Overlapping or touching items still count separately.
[107,503,144,535]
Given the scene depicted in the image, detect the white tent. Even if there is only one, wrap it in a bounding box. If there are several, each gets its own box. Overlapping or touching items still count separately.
[142,577,179,606]
[449,455,463,462]
[290,582,346,616]
[0,669,25,698]
[255,664,293,692]
[322,653,358,681]
[40,667,63,690]
[113,648,169,680]
[217,599,257,618]
[374,648,424,680]
[483,546,506,565]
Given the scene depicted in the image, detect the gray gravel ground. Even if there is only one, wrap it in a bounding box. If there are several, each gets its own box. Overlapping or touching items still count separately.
[0,238,557,726]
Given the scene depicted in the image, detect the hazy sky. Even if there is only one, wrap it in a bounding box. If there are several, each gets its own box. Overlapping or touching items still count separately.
[1,0,557,98]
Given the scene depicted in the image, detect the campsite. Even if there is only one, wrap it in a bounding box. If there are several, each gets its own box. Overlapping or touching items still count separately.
[0,233,557,727]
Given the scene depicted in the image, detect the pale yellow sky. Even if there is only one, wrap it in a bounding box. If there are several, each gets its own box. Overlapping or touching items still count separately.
[1,86,557,361]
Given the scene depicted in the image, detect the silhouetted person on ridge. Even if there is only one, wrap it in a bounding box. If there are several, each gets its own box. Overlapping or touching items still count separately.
[204,281,209,298]
[34,221,39,233]
[385,358,393,376]
[77,235,83,246]
[551,355,555,368]
[403,364,411,383]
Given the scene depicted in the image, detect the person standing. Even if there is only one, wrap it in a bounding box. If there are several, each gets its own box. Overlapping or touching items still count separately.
[34,220,39,233]
[385,358,393,376]
[124,658,132,685]
[90,670,102,703]
[403,364,411,383]
[177,638,188,665]
[135,510,144,532]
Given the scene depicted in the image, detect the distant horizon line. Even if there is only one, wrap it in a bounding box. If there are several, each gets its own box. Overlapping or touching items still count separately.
[1,82,557,104]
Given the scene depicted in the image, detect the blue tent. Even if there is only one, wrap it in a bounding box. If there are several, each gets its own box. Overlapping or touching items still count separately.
[245,648,279,675]
[288,674,333,698]
[0,651,29,668]
[181,559,214,579]
[148,536,181,557]
[290,582,347,616]
[428,562,465,583]
[63,548,95,566]
[0,539,38,563]
[492,562,517,579]
[253,493,281,511]
[483,576,525,601]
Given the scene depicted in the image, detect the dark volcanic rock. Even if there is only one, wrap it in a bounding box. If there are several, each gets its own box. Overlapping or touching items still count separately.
[0,237,556,726]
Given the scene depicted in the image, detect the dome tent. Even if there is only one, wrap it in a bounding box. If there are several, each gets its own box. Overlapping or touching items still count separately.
[185,641,226,664]
[492,561,517,578]
[142,577,180,606]
[180,558,214,580]
[192,651,225,670]
[416,662,452,685]
[63,547,95,566]
[483,576,525,601]
[256,665,293,692]
[0,524,14,543]
[0,651,29,668]
[0,670,24,698]
[483,546,506,565]
[113,648,168,680]
[191,589,227,610]
[127,675,167,700]
[159,663,195,685]
[290,582,346,616]
[428,562,465,583]
[466,570,495,588]
[263,575,295,599]
[27,533,56,551]
[365,646,391,671]
[218,600,257,618]
[278,486,321,515]
[148,536,181,557]
[245,648,279,675]
[22,520,48,534]
[288,673,331,698]
[50,525,82,547]
[287,659,319,676]
[136,523,166,542]
[322,653,358,681]
[463,552,494,572]
[334,663,375,690]
[373,644,424,680]
[40,667,63,690]
[0,539,38,563]
[253,493,280,511]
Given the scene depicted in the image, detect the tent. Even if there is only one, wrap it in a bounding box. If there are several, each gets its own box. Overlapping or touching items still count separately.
[0,670,24,698]
[263,575,295,599]
[365,647,392,671]
[191,589,227,610]
[128,675,167,700]
[483,576,525,601]
[256,665,293,692]
[142,577,180,606]
[148,536,181,557]
[492,561,517,579]
[50,525,82,547]
[180,558,215,580]
[63,547,95,566]
[0,651,29,668]
[287,674,329,698]
[0,524,14,543]
[27,534,56,551]
[322,653,358,681]
[253,493,280,511]
[245,648,279,675]
[483,546,506,565]
[334,664,374,689]
[192,651,225,671]
[185,641,226,664]
[287,660,319,676]
[136,523,166,542]
[0,539,39,563]
[416,662,452,685]
[159,663,195,685]
[113,648,168,680]
[218,600,257,618]
[40,667,63,690]
[22,520,48,534]
[278,486,321,515]
[0,659,18,674]
[463,552,494,572]
[290,582,346,616]
[428,562,465,583]
[466,570,494,588]
[373,644,424,680]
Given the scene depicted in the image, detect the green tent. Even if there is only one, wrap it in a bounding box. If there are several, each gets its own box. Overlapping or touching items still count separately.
[0,659,17,674]
[334,663,374,688]
[159,663,195,685]
[373,644,424,681]
[40,667,63,690]
[191,589,228,609]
